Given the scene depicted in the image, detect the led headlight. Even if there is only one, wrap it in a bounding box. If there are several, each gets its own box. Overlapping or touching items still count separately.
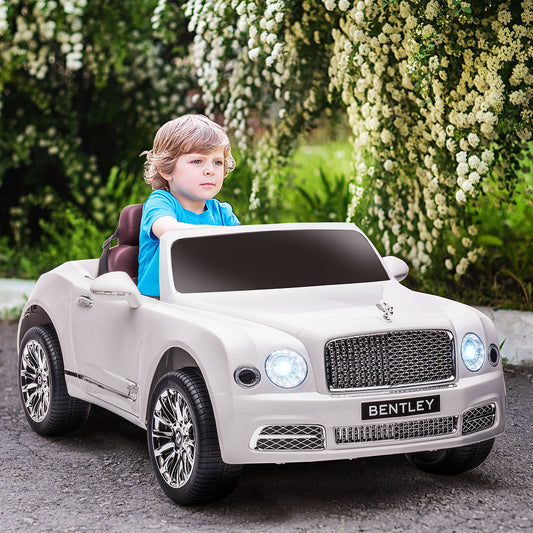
[461,333,485,372]
[265,349,307,389]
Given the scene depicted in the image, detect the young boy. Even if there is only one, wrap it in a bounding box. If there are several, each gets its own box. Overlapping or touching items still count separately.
[137,114,240,297]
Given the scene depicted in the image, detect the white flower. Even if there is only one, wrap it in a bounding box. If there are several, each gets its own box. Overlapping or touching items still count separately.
[467,155,480,169]
[380,129,392,144]
[384,159,394,172]
[456,162,469,177]
[339,0,350,10]
[509,90,528,105]
[467,133,480,148]
[461,180,473,193]
[481,150,495,164]
[456,151,467,163]
[248,47,261,61]
[456,258,470,277]
[435,193,446,206]
[468,172,480,185]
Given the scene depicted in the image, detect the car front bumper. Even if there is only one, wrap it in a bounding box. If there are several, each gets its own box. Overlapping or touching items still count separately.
[214,371,506,464]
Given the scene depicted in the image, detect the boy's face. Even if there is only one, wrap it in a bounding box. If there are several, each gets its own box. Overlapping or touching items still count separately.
[163,149,226,213]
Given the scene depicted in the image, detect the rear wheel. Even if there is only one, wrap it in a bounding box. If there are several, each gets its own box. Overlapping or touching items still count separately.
[406,439,495,475]
[147,368,242,505]
[19,325,90,436]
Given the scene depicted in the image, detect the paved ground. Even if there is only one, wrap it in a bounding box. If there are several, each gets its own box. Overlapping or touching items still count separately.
[1,320,532,533]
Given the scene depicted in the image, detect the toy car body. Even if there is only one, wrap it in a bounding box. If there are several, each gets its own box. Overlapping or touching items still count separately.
[17,222,506,504]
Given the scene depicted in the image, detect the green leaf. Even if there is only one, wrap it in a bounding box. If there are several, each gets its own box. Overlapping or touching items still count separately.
[478,235,504,247]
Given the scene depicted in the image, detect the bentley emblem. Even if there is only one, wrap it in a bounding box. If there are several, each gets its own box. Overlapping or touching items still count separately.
[377,300,394,322]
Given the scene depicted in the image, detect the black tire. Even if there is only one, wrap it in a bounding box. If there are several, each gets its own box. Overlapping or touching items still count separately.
[18,325,90,436]
[405,438,495,475]
[147,368,242,505]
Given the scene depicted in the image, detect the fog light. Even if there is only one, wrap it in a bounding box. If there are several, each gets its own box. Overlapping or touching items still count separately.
[234,366,261,388]
[488,344,500,367]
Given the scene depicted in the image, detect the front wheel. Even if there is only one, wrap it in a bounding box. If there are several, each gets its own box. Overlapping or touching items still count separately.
[19,325,90,436]
[147,368,242,505]
[405,438,495,475]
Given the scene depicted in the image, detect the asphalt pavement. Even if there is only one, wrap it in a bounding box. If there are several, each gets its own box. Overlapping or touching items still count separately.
[0,320,532,532]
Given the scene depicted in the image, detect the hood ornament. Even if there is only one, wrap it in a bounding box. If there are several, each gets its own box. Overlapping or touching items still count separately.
[377,300,394,322]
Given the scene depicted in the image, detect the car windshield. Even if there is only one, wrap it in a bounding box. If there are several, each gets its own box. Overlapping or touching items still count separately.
[171,228,389,293]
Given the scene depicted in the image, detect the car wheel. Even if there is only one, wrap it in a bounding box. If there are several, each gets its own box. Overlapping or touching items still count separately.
[147,368,242,505]
[19,325,90,436]
[405,438,495,475]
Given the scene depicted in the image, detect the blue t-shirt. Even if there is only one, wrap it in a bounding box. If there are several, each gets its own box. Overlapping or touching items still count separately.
[137,190,240,297]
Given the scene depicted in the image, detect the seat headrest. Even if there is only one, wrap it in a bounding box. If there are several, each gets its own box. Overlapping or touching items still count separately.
[117,203,143,246]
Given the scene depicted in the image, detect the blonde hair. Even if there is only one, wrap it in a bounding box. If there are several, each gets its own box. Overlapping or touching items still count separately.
[142,114,236,190]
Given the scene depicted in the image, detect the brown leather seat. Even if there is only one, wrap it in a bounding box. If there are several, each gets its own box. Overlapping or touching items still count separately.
[98,204,143,282]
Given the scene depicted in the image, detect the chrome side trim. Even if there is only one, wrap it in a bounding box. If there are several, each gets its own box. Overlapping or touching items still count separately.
[65,371,137,401]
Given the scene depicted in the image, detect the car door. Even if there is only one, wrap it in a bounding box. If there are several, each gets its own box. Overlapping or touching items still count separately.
[70,275,144,415]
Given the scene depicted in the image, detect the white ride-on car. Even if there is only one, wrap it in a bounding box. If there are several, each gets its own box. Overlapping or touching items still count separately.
[17,204,506,504]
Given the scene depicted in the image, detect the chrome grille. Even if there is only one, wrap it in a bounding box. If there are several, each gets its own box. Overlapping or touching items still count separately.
[325,329,454,391]
[335,416,457,444]
[252,425,325,451]
[462,403,496,435]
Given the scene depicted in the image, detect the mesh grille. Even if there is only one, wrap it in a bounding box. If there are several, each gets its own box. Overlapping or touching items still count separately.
[325,329,454,391]
[462,403,496,435]
[335,416,457,444]
[253,425,325,451]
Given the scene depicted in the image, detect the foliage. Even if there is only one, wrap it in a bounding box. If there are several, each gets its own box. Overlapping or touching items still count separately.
[0,164,150,278]
[292,169,350,222]
[183,0,533,281]
[0,0,195,246]
[215,153,272,224]
[1,0,532,313]
[185,0,342,218]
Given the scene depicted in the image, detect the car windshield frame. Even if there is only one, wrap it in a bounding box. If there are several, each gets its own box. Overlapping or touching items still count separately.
[170,228,390,294]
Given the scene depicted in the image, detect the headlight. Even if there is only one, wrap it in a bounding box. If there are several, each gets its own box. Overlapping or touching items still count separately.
[265,349,307,388]
[461,333,485,372]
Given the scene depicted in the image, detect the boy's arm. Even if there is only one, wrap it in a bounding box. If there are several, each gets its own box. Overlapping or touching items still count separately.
[152,216,196,238]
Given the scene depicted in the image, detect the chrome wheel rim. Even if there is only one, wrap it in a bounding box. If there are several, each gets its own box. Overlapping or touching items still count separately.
[20,340,50,423]
[151,388,196,488]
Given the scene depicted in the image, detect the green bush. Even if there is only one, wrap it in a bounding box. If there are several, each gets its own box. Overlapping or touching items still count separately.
[0,0,195,248]
[184,0,533,283]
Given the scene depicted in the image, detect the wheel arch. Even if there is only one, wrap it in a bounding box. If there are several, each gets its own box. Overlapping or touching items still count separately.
[146,346,203,423]
[18,305,54,349]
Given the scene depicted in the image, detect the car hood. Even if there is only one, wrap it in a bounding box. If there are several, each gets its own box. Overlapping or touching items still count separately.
[172,281,479,340]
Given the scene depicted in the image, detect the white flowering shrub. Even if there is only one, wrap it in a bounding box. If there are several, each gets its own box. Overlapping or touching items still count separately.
[185,0,341,220]
[184,0,532,278]
[0,0,195,244]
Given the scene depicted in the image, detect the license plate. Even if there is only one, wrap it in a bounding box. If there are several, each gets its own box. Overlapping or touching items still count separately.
[361,394,441,421]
